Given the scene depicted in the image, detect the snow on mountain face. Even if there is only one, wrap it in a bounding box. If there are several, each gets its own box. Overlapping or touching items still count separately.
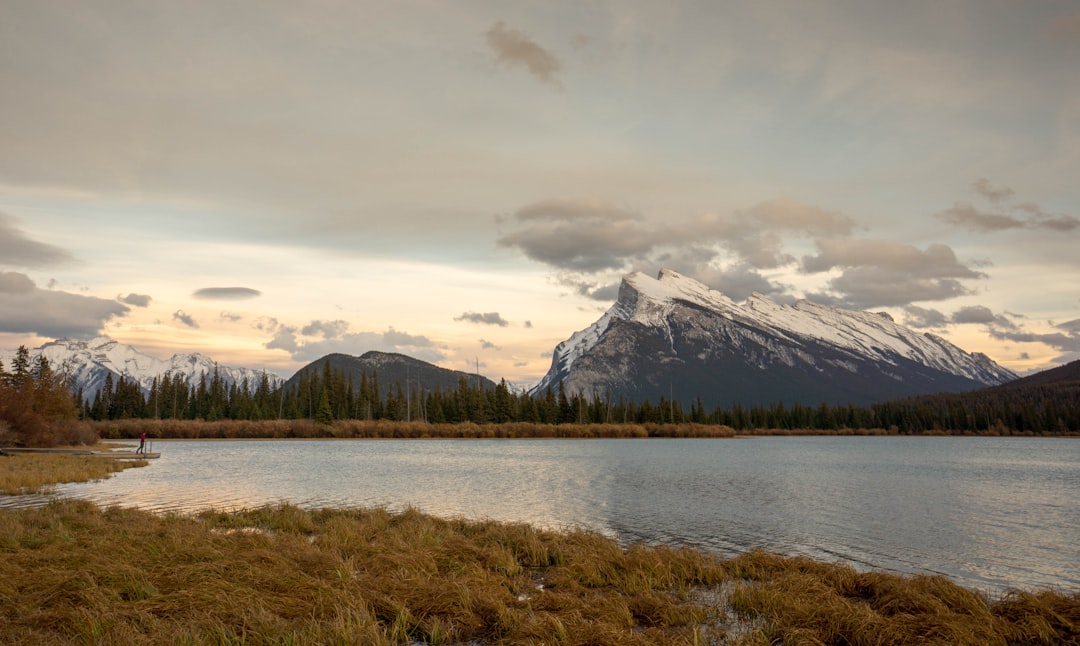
[0,337,283,400]
[532,269,1017,407]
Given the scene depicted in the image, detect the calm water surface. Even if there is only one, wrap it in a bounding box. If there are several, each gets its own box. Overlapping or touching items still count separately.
[7,436,1078,594]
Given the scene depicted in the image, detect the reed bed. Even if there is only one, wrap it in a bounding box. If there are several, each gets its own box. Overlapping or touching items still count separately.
[91,418,736,440]
[0,452,148,494]
[1,502,1076,645]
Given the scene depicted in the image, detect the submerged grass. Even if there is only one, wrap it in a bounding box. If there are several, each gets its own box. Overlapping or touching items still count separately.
[1,503,1076,645]
[0,452,148,494]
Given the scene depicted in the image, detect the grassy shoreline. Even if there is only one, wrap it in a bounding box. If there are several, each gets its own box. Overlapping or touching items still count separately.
[0,451,148,495]
[2,454,1076,643]
[88,418,1080,441]
[1,501,1076,645]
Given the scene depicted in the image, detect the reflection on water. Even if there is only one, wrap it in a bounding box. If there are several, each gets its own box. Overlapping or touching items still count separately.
[5,436,1078,594]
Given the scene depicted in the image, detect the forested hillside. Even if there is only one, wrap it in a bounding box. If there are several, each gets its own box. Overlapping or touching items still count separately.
[57,354,1080,435]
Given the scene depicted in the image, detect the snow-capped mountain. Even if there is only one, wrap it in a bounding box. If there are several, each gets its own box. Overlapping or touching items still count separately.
[532,269,1017,408]
[0,337,283,400]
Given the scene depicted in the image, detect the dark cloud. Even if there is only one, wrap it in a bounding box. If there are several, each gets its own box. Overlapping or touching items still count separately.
[523,320,533,328]
[935,204,1025,232]
[556,275,621,301]
[799,238,985,308]
[1057,319,1080,334]
[936,179,1080,233]
[485,21,562,89]
[0,212,76,268]
[803,239,984,279]
[454,311,510,327]
[693,264,784,302]
[903,305,949,329]
[813,268,973,309]
[497,199,654,272]
[118,293,152,307]
[192,287,261,300]
[172,310,199,328]
[265,323,444,363]
[479,339,501,350]
[219,311,242,322]
[988,328,1080,353]
[0,272,129,337]
[951,305,1014,328]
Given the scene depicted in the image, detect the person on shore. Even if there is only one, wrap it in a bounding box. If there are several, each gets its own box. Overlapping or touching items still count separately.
[137,431,146,454]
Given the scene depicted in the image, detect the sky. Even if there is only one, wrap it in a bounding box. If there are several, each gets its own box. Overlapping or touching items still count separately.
[1,1,1079,385]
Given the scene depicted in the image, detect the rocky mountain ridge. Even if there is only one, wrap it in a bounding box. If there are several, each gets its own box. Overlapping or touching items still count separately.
[531,269,1017,407]
[0,337,282,400]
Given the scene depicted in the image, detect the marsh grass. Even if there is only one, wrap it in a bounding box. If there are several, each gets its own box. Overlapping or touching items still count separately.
[91,418,736,440]
[0,452,148,494]
[1,504,1076,645]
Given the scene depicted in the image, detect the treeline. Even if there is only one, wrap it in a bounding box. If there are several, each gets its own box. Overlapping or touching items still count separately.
[74,358,1080,435]
[0,347,93,447]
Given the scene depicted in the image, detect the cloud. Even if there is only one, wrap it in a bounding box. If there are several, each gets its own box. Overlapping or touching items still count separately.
[0,212,76,268]
[1057,319,1080,334]
[479,339,501,350]
[301,319,349,339]
[802,239,984,279]
[0,271,36,293]
[497,198,655,271]
[813,268,973,308]
[523,320,533,328]
[799,238,986,308]
[0,272,129,337]
[903,306,949,329]
[219,311,242,322]
[118,293,152,307]
[555,275,622,301]
[988,327,1080,353]
[485,21,562,89]
[454,311,510,327]
[936,179,1080,233]
[192,286,262,300]
[951,305,1014,328]
[935,204,1026,232]
[703,265,785,301]
[172,310,199,328]
[265,322,444,363]
[972,178,1014,203]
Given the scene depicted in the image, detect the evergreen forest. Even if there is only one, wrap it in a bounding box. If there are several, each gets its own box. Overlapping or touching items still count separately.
[50,356,1080,434]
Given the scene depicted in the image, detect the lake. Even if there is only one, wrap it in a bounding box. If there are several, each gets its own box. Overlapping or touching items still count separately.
[6,436,1078,595]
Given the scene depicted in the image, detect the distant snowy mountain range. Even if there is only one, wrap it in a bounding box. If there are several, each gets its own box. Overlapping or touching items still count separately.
[3,272,1021,409]
[531,269,1018,407]
[0,337,282,400]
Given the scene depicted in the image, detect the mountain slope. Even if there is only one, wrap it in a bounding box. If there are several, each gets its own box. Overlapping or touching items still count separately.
[284,351,497,395]
[532,269,1017,408]
[0,337,282,400]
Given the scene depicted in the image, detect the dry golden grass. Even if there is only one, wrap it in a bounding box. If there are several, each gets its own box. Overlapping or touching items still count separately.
[0,452,148,494]
[92,418,737,440]
[1,503,1076,645]
[725,549,1080,645]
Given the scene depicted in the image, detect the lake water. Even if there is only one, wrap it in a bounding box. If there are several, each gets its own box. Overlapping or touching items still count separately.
[6,436,1078,595]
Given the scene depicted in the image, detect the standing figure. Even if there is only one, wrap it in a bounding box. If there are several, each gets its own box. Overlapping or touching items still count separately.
[137,431,146,454]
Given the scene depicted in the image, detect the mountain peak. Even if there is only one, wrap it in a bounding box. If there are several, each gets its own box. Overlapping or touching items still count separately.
[532,269,1017,407]
[1,338,282,400]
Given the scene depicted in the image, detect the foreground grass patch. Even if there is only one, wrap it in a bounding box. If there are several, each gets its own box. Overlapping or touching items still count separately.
[1,502,1076,645]
[0,453,148,494]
